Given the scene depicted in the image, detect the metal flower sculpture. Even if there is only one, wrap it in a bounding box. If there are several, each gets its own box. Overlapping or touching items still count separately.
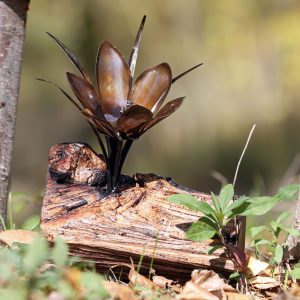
[40,16,202,193]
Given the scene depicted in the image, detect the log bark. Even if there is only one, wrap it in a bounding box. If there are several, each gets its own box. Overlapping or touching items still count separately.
[0,0,30,230]
[41,143,235,282]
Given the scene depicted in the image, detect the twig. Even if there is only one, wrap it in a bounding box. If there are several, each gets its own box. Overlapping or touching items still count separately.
[233,124,256,188]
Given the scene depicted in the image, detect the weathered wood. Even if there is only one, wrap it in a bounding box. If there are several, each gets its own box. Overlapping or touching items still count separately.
[0,0,30,230]
[41,143,235,281]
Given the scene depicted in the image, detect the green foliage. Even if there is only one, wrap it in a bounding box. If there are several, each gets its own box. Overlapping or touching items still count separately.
[0,236,109,300]
[167,184,299,246]
[250,211,300,269]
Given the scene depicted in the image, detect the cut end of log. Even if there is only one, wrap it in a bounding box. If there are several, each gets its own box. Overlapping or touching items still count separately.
[41,143,235,282]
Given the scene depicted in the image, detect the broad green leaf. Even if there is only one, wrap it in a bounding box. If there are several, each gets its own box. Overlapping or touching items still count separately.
[186,221,217,241]
[276,212,291,224]
[199,216,220,231]
[205,244,223,255]
[167,194,216,214]
[219,184,234,211]
[23,236,48,274]
[211,192,221,214]
[289,268,300,279]
[275,184,300,201]
[250,226,268,238]
[274,245,283,265]
[224,196,250,217]
[238,196,280,216]
[52,237,68,268]
[249,239,271,247]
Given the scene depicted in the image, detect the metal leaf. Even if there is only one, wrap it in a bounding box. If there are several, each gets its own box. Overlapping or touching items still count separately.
[117,105,153,139]
[128,15,146,78]
[129,63,172,111]
[37,78,82,111]
[47,32,91,83]
[96,41,131,122]
[172,63,203,84]
[81,109,117,138]
[67,72,103,118]
[141,97,185,134]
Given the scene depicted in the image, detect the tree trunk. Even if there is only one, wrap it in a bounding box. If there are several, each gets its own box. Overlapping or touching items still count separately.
[41,143,236,282]
[0,0,29,230]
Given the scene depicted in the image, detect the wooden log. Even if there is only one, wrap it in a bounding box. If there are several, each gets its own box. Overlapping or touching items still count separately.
[41,143,235,282]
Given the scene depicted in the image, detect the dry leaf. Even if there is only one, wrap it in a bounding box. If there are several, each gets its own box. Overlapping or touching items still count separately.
[152,275,173,289]
[104,282,136,300]
[191,269,236,293]
[128,260,153,289]
[249,275,281,290]
[226,292,258,300]
[246,256,269,277]
[0,229,38,246]
[177,281,219,300]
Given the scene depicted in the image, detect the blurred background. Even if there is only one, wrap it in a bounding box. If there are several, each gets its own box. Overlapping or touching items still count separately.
[11,0,300,216]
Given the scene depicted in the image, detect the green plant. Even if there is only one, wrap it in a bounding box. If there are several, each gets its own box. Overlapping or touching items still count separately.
[0,236,109,300]
[167,184,300,273]
[250,212,300,277]
[0,191,40,231]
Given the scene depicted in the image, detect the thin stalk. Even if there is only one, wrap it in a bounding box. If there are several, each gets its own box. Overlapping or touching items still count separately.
[112,141,124,192]
[118,139,133,177]
[106,137,113,193]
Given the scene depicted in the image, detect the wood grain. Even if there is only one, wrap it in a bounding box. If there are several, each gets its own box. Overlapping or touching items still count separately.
[41,143,235,282]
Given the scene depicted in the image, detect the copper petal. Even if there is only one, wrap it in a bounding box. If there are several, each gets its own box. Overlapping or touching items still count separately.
[129,63,172,112]
[67,72,103,118]
[81,109,117,138]
[117,105,153,139]
[96,41,131,121]
[141,97,185,134]
[47,32,91,83]
[128,15,146,77]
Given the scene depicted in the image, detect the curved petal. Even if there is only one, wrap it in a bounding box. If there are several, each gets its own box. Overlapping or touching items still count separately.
[96,41,131,121]
[117,105,153,139]
[129,63,172,112]
[141,97,185,135]
[81,109,118,138]
[47,32,91,83]
[67,72,104,118]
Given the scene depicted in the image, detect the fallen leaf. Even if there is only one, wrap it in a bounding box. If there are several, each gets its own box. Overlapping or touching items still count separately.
[128,259,153,289]
[152,275,173,289]
[226,292,258,300]
[249,275,281,290]
[177,281,219,300]
[0,230,38,247]
[246,256,269,277]
[191,269,236,293]
[104,282,136,300]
